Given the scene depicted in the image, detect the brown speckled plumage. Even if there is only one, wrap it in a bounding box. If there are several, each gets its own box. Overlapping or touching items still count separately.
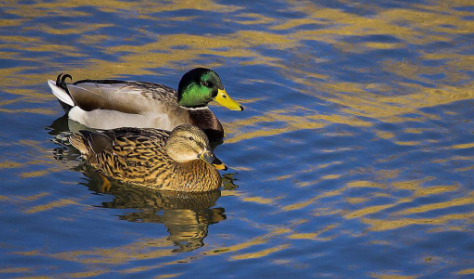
[70,125,223,192]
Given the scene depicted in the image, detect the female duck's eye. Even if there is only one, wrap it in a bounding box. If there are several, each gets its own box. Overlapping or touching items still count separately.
[202,81,209,87]
[188,136,194,141]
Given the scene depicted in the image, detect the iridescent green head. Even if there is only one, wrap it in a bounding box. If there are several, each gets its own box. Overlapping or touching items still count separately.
[177,68,244,111]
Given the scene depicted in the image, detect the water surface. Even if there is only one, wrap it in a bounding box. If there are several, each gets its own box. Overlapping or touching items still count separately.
[1,0,474,278]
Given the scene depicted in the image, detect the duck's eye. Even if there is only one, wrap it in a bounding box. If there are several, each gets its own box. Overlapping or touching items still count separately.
[202,81,209,87]
[188,136,195,141]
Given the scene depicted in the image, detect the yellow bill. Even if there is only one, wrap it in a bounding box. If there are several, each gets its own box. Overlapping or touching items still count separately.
[214,89,244,111]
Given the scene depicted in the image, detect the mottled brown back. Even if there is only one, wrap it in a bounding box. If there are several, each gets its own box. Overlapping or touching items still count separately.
[70,127,222,192]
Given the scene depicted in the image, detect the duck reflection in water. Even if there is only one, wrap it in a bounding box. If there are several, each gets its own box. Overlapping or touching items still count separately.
[47,116,233,252]
[93,172,226,253]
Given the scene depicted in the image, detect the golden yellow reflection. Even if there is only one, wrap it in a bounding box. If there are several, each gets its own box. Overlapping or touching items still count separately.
[242,196,274,205]
[204,237,267,256]
[1,0,472,148]
[363,211,474,232]
[394,193,474,216]
[345,198,412,220]
[18,192,50,201]
[24,199,79,214]
[287,224,338,241]
[457,269,474,275]
[371,274,418,279]
[154,274,183,279]
[0,267,34,274]
[414,185,459,197]
[0,161,22,169]
[1,0,474,276]
[231,244,289,260]
[65,270,108,278]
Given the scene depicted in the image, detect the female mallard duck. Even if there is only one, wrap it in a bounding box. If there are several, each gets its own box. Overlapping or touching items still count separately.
[47,68,243,141]
[70,124,226,192]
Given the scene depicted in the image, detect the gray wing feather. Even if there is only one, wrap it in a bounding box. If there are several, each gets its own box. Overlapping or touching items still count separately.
[66,81,178,113]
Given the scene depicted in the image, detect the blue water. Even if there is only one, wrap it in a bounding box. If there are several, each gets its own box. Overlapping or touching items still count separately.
[1,0,474,278]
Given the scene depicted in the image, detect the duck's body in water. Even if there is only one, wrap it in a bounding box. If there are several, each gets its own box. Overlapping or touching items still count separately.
[48,68,244,142]
[70,124,227,192]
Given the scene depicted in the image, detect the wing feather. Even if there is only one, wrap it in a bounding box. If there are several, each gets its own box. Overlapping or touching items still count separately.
[67,81,178,114]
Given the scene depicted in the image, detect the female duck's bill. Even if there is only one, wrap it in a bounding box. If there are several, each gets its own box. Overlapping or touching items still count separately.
[199,149,227,170]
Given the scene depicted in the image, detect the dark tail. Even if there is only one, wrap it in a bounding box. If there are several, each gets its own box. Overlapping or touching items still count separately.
[55,73,73,112]
[56,73,73,94]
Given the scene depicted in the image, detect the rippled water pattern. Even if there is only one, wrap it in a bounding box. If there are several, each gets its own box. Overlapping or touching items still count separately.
[1,0,474,278]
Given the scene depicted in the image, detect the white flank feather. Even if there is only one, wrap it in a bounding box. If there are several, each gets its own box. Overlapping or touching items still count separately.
[47,80,75,107]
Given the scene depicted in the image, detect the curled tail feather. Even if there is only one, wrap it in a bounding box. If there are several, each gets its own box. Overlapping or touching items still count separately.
[47,73,75,107]
[56,73,72,93]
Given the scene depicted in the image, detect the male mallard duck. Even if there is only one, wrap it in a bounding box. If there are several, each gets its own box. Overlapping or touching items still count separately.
[47,68,243,141]
[70,124,226,192]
